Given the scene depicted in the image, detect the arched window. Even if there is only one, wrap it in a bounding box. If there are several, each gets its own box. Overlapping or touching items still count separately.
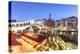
[16,24,19,27]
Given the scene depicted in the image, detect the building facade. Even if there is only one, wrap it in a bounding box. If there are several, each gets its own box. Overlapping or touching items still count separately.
[55,16,78,29]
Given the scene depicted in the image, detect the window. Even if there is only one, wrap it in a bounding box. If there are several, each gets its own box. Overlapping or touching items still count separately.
[71,19,74,22]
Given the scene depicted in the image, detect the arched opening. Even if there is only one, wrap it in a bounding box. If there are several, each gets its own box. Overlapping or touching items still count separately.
[16,24,19,27]
[20,24,22,26]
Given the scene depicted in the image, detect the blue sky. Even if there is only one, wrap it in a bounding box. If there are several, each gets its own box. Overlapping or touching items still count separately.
[9,1,78,21]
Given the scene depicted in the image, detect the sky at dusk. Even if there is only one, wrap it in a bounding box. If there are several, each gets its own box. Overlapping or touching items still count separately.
[9,1,78,21]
